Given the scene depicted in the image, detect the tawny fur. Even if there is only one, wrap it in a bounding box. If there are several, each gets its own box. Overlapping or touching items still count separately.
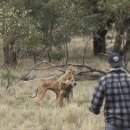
[58,67,74,82]
[30,79,74,107]
[58,67,76,99]
[30,67,76,107]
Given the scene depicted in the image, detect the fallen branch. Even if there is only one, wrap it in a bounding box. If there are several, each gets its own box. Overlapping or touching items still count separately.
[33,63,65,72]
[5,65,11,92]
[75,70,91,75]
[21,60,66,80]
[34,65,64,70]
[11,61,107,87]
[23,74,60,81]
[68,63,107,75]
[11,60,65,86]
[10,60,46,86]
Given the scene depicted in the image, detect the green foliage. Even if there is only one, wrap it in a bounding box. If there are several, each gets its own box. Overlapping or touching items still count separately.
[98,0,130,27]
[0,1,28,38]
[1,70,16,80]
[0,0,130,57]
[45,50,63,60]
[24,0,59,47]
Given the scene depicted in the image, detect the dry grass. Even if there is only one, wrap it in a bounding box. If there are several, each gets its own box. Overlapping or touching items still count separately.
[68,37,94,62]
[0,36,129,130]
[0,80,104,130]
[0,37,111,130]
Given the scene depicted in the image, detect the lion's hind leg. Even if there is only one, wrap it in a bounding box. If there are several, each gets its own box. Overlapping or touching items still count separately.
[35,88,46,106]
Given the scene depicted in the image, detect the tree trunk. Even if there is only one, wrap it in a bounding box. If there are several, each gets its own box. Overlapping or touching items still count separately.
[101,36,106,54]
[93,38,101,56]
[64,40,68,66]
[113,31,122,52]
[47,50,51,63]
[93,27,107,56]
[3,43,10,65]
[3,39,17,66]
[33,53,37,65]
[61,43,65,65]
[122,27,130,67]
[123,27,130,53]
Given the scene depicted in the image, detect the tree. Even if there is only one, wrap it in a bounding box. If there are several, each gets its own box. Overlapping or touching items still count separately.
[1,0,130,66]
[74,0,130,56]
[0,0,35,66]
[56,0,111,56]
[24,0,61,62]
[98,0,130,54]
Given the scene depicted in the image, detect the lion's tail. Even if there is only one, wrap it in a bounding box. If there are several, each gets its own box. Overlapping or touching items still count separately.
[29,88,38,98]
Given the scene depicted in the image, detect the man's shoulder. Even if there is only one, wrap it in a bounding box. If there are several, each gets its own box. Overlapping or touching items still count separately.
[99,73,111,81]
[97,74,110,86]
[99,69,130,82]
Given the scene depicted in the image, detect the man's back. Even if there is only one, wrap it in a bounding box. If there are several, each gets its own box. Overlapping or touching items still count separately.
[104,68,130,128]
[90,68,130,128]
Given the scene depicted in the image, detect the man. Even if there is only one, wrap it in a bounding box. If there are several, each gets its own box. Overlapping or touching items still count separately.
[89,51,130,130]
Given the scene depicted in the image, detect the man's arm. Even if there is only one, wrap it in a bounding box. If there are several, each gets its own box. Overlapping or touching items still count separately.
[89,79,105,115]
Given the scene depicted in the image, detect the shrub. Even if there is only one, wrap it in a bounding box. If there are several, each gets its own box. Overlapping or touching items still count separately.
[48,51,63,61]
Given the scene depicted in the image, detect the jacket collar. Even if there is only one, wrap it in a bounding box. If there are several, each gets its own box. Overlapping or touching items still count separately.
[109,67,126,73]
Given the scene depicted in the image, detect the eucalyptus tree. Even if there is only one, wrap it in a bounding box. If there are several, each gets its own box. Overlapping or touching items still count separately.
[56,0,112,56]
[24,0,86,63]
[75,0,113,56]
[1,0,129,66]
[23,0,60,62]
[72,0,130,56]
[0,0,36,66]
[98,0,130,54]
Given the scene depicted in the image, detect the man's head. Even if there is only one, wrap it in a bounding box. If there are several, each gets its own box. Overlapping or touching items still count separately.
[108,51,122,68]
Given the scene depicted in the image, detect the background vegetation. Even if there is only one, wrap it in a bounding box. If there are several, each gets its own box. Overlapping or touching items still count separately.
[0,0,130,129]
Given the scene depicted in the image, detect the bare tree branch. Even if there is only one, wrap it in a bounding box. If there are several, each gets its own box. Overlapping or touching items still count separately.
[68,63,107,75]
[5,64,11,92]
[34,65,65,71]
[11,60,65,86]
[75,70,91,75]
[40,61,65,72]
[10,61,45,86]
[10,60,108,87]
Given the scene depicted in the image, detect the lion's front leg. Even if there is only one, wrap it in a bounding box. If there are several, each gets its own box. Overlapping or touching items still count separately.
[57,90,65,107]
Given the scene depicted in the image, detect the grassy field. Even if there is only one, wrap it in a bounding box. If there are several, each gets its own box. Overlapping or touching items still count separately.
[0,80,104,130]
[0,37,129,130]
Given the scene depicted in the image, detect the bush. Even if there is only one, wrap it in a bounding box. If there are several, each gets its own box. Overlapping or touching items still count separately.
[49,51,63,61]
